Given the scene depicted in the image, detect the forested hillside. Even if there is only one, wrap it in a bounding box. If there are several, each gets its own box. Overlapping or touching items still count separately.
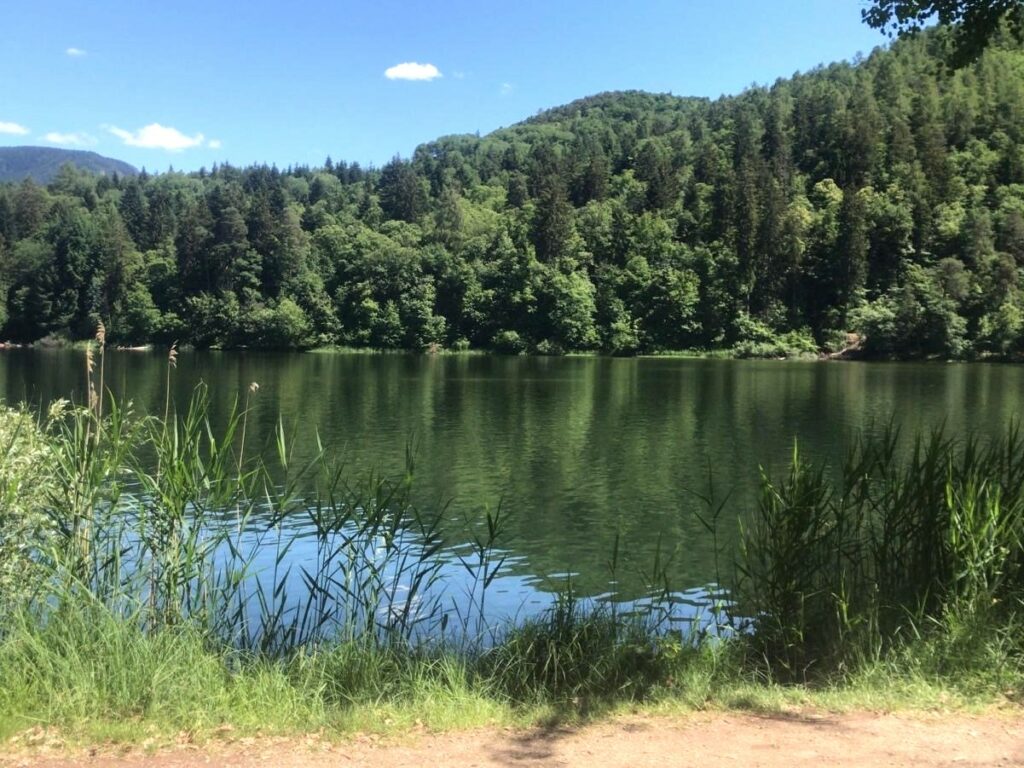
[2,27,1024,357]
[0,147,137,184]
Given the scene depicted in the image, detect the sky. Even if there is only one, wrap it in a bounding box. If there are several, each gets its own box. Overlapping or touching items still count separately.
[0,1,893,173]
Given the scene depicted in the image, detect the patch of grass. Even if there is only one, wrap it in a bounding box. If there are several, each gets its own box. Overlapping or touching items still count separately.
[0,600,1020,747]
[0,600,518,744]
[479,595,681,707]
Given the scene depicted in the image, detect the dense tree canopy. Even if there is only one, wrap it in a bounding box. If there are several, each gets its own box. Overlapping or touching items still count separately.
[863,0,1024,64]
[2,29,1024,359]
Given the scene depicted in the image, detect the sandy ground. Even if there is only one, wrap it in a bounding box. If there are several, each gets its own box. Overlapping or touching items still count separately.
[3,712,1023,767]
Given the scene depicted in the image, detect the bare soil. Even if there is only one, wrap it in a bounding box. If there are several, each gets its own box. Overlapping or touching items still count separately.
[3,712,1023,768]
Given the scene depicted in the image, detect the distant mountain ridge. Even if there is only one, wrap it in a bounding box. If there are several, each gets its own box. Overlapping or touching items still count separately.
[0,146,137,184]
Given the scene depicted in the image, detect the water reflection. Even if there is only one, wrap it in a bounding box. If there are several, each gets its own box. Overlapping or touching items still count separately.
[3,350,1021,604]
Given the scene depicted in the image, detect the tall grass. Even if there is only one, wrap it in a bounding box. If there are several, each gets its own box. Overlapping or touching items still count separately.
[0,404,57,619]
[37,386,456,654]
[737,426,1024,683]
[480,590,688,706]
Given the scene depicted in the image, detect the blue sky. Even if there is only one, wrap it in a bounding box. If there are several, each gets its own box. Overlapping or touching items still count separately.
[0,1,891,172]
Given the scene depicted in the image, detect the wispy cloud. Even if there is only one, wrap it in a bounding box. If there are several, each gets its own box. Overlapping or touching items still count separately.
[107,123,206,151]
[66,47,87,57]
[0,121,29,136]
[384,62,442,81]
[44,131,97,147]
[500,82,514,95]
[207,138,222,149]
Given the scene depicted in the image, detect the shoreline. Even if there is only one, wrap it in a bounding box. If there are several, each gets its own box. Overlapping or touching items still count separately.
[2,340,1016,363]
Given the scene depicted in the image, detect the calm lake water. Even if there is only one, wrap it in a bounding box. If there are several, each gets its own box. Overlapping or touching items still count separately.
[3,350,1023,626]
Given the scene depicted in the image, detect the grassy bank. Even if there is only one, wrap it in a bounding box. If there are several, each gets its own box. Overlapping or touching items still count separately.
[0,350,1021,745]
[3,614,1015,748]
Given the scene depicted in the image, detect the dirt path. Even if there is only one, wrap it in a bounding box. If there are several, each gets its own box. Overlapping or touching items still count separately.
[3,712,1023,768]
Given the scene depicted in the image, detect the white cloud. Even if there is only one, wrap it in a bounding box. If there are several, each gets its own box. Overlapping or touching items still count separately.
[107,122,205,151]
[44,131,97,146]
[208,138,222,149]
[452,71,466,80]
[500,82,514,95]
[384,62,442,81]
[66,47,87,57]
[0,121,29,135]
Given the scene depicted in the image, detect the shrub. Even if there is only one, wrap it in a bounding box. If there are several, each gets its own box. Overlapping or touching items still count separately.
[732,314,819,359]
[491,329,526,354]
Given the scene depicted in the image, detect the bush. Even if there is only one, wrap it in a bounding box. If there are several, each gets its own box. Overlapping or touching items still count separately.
[850,264,967,359]
[534,339,566,355]
[731,314,819,359]
[240,299,312,349]
[491,329,526,354]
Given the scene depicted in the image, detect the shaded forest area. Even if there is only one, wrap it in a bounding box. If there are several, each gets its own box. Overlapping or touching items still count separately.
[2,28,1024,358]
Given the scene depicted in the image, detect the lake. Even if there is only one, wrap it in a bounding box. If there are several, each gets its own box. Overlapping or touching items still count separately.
[3,349,1022,628]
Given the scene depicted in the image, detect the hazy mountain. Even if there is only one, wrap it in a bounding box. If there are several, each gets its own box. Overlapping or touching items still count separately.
[0,146,137,184]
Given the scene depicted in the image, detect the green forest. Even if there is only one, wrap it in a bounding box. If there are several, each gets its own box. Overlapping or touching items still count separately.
[3,27,1024,358]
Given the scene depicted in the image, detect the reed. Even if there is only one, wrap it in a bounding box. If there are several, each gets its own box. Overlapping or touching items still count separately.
[735,425,1024,682]
[36,388,456,652]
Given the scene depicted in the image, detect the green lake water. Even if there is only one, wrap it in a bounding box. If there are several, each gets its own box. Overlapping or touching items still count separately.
[3,350,1022,621]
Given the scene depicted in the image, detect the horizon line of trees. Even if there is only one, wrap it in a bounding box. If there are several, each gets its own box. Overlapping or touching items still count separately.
[2,26,1024,359]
